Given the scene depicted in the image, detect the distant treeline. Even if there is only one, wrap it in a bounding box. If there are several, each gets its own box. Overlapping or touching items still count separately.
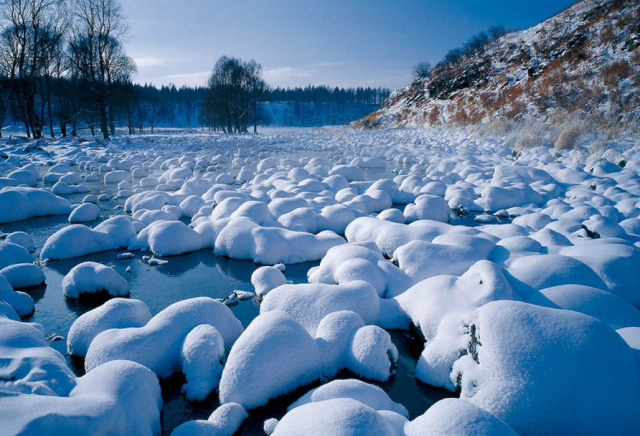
[262,101,383,127]
[125,83,389,130]
[1,74,390,136]
[267,86,390,105]
[125,81,390,132]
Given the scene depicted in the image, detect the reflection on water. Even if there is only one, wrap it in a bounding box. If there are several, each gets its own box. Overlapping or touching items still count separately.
[29,249,315,355]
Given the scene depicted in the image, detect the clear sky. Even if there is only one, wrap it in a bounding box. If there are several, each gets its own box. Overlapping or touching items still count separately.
[121,0,577,90]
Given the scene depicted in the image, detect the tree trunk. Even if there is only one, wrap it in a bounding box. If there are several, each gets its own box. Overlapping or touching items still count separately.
[47,80,55,138]
[253,99,258,134]
[100,98,110,139]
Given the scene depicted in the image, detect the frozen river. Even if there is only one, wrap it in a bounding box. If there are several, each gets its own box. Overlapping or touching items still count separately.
[1,131,453,434]
[2,127,639,435]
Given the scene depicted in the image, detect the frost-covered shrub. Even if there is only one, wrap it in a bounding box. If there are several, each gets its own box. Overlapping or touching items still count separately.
[554,123,584,150]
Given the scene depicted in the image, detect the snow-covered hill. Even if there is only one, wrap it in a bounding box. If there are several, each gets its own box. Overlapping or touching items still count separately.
[357,0,640,133]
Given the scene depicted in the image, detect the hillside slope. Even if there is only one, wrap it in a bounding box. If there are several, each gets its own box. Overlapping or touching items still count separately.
[357,0,640,133]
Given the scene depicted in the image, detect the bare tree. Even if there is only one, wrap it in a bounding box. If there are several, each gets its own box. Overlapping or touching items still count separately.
[488,24,507,41]
[0,27,19,138]
[68,0,133,139]
[244,59,267,133]
[204,56,267,133]
[412,61,432,80]
[0,0,66,138]
[39,11,69,137]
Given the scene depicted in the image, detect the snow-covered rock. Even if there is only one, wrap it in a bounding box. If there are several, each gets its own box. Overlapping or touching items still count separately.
[261,280,383,335]
[0,241,32,269]
[129,220,205,256]
[62,262,129,299]
[4,231,36,252]
[85,297,243,400]
[67,298,153,357]
[0,360,162,436]
[288,379,408,417]
[219,310,397,409]
[251,266,289,296]
[171,403,247,436]
[68,202,101,223]
[419,301,640,435]
[0,263,45,289]
[215,217,345,264]
[308,242,412,298]
[41,225,117,260]
[0,273,34,317]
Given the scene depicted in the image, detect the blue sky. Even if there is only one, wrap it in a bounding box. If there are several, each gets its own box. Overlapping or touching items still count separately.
[121,0,577,90]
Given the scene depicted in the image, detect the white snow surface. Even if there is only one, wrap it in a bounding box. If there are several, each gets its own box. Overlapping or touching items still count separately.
[67,298,153,357]
[219,310,397,409]
[62,262,130,299]
[171,403,247,436]
[84,297,243,399]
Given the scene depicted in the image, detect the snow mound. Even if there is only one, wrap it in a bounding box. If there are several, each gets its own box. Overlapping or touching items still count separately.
[85,297,243,399]
[270,398,401,436]
[0,241,33,269]
[129,220,205,256]
[346,216,475,256]
[0,308,73,396]
[260,281,381,335]
[219,310,397,409]
[171,403,247,436]
[180,324,226,401]
[404,194,450,223]
[560,242,640,307]
[394,235,496,283]
[289,379,408,417]
[270,395,516,436]
[67,298,152,357]
[215,217,344,264]
[0,188,71,224]
[307,242,412,298]
[397,261,514,341]
[62,262,129,299]
[251,266,289,297]
[0,263,45,289]
[93,215,138,247]
[405,398,518,436]
[4,231,36,252]
[421,301,640,435]
[41,225,117,260]
[527,284,640,330]
[68,203,100,223]
[0,360,162,436]
[0,273,35,317]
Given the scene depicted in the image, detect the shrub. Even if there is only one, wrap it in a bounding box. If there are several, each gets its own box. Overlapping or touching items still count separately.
[427,106,441,125]
[555,123,584,150]
[599,25,616,44]
[514,124,548,150]
[602,60,631,88]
